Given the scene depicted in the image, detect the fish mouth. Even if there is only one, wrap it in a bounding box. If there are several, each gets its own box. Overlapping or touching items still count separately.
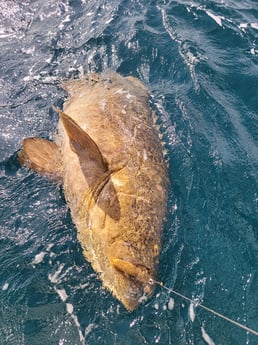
[110,257,155,311]
[106,240,158,310]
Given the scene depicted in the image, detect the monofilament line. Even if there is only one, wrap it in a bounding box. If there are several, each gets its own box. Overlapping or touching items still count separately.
[152,280,258,337]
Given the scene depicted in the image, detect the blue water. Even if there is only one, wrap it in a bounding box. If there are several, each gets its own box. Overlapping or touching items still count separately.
[0,1,257,344]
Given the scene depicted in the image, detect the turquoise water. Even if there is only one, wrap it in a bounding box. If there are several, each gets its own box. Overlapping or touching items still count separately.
[0,0,258,344]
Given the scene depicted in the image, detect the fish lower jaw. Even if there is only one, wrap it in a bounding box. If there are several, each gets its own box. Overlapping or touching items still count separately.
[101,270,155,311]
[119,283,155,311]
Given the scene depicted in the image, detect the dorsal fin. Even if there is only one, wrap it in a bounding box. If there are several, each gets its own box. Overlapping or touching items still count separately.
[18,137,62,178]
[54,107,108,186]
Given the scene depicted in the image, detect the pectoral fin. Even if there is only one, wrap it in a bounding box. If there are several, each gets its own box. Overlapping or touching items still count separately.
[18,137,62,177]
[54,107,108,186]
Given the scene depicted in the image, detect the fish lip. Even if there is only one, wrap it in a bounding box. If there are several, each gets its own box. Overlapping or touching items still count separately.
[113,269,156,311]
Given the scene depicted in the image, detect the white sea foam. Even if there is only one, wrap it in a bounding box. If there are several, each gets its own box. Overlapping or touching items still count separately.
[23,74,57,83]
[239,23,248,30]
[21,46,35,56]
[158,6,178,42]
[0,28,10,39]
[85,323,95,336]
[154,303,159,310]
[47,243,54,251]
[159,3,200,90]
[66,303,74,314]
[56,288,68,302]
[201,327,215,345]
[50,275,85,344]
[206,11,224,27]
[67,304,85,344]
[189,303,195,322]
[171,204,177,212]
[168,297,174,310]
[250,23,258,30]
[2,282,9,291]
[63,15,71,23]
[130,319,137,327]
[105,17,113,25]
[48,263,65,283]
[58,15,71,30]
[239,22,258,31]
[32,251,46,265]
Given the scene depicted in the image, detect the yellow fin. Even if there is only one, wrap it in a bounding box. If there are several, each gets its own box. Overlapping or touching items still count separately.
[54,107,108,186]
[19,137,62,177]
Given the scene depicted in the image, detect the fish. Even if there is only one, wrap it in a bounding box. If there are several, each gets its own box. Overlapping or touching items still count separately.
[19,72,169,311]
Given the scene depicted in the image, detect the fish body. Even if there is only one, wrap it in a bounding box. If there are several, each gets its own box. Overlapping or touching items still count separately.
[19,73,169,311]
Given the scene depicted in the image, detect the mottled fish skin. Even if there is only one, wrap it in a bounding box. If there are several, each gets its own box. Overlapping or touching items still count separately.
[19,73,169,311]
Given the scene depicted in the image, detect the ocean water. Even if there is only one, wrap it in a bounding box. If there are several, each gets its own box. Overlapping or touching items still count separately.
[0,0,257,344]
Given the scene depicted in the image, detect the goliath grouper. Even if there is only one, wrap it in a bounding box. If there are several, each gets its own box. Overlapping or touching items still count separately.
[19,73,169,311]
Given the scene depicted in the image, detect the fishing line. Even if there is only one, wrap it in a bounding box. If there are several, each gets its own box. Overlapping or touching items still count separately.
[149,279,258,337]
